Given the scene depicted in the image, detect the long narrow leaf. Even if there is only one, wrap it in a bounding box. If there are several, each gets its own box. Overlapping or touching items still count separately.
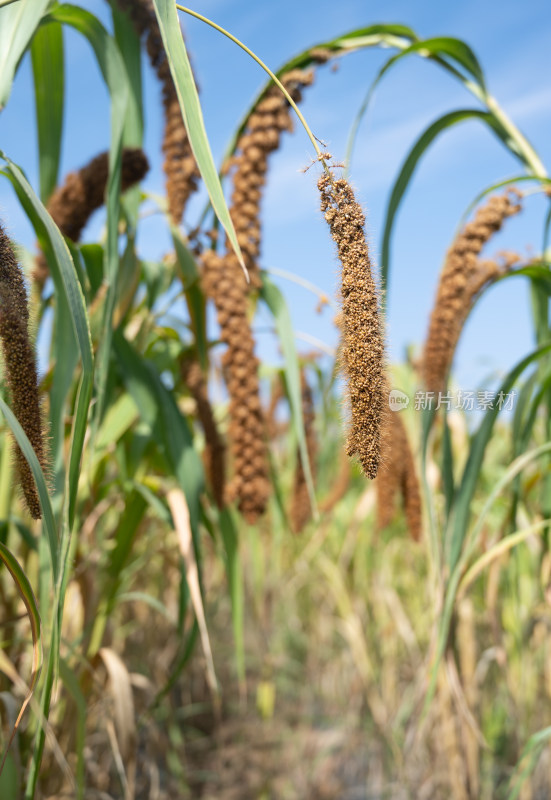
[31,21,64,203]
[218,507,245,689]
[380,109,512,292]
[0,0,49,109]
[151,0,245,271]
[1,153,94,526]
[48,4,129,431]
[0,541,42,775]
[261,274,317,519]
[114,332,204,528]
[0,397,57,577]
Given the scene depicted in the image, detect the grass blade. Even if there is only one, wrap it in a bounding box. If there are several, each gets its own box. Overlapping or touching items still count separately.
[0,397,57,577]
[423,345,551,714]
[113,331,204,527]
[218,507,245,691]
[151,0,245,271]
[1,153,94,527]
[31,21,64,203]
[48,4,129,430]
[380,109,514,293]
[0,541,42,775]
[0,0,49,109]
[261,274,317,519]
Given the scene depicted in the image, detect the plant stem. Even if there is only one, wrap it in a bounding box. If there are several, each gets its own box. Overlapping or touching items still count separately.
[175,5,328,169]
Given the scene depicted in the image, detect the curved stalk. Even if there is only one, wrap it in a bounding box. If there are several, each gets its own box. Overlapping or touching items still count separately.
[175,5,330,172]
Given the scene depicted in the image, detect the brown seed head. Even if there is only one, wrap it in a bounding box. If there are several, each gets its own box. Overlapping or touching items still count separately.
[113,0,200,223]
[202,250,270,522]
[318,172,386,479]
[225,69,316,289]
[0,222,49,519]
[34,147,149,286]
[422,190,522,394]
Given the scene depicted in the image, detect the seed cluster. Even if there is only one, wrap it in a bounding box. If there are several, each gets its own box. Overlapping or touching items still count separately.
[226,69,315,288]
[318,172,386,479]
[0,222,48,519]
[113,0,199,222]
[181,358,226,510]
[199,69,320,521]
[422,191,522,394]
[201,250,270,522]
[289,369,317,533]
[376,412,421,542]
[34,148,149,286]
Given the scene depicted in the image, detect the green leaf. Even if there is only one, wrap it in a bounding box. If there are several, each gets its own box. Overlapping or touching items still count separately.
[0,541,42,776]
[507,725,551,800]
[380,109,516,293]
[1,153,94,528]
[422,344,551,716]
[448,344,551,571]
[150,0,245,271]
[114,331,204,528]
[31,21,64,203]
[218,507,245,688]
[111,0,144,147]
[0,155,92,379]
[260,274,317,519]
[171,226,208,370]
[95,393,139,451]
[0,397,57,578]
[88,487,148,657]
[48,4,130,429]
[379,37,487,94]
[0,0,49,110]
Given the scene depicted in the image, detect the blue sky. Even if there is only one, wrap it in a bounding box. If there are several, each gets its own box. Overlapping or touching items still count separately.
[0,0,550,393]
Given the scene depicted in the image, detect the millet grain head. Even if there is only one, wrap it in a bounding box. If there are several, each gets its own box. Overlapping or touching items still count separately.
[318,172,387,479]
[201,250,270,522]
[422,190,522,395]
[0,222,49,519]
[113,0,200,223]
[289,369,317,534]
[226,69,315,289]
[181,358,226,510]
[199,67,321,520]
[34,147,149,286]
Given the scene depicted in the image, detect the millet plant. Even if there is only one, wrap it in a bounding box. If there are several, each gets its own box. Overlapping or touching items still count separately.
[0,1,550,798]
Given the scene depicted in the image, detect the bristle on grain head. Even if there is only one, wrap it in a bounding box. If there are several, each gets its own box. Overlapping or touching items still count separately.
[34,148,149,287]
[318,172,387,479]
[422,190,522,395]
[201,250,270,522]
[227,69,315,288]
[0,222,48,519]
[114,0,200,223]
